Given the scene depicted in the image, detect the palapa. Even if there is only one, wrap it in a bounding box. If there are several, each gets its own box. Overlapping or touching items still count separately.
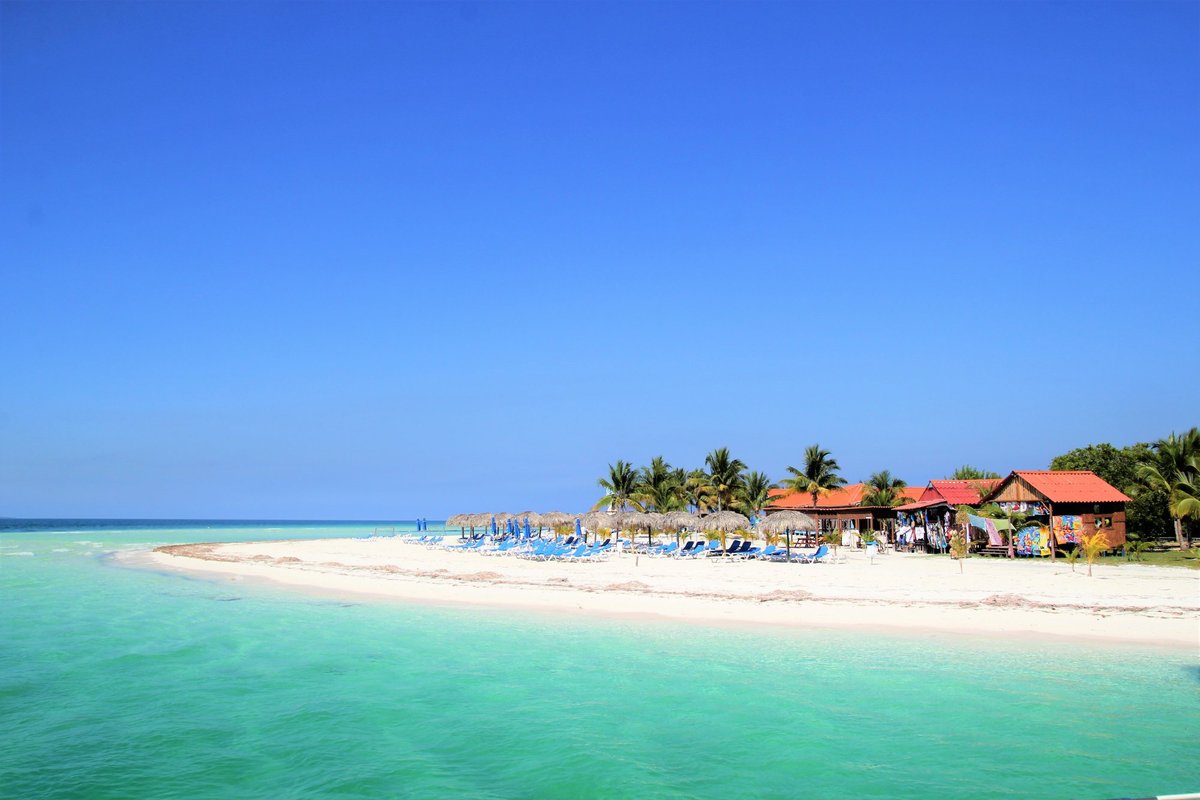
[759,511,817,533]
[662,511,702,532]
[699,511,751,532]
[538,511,575,527]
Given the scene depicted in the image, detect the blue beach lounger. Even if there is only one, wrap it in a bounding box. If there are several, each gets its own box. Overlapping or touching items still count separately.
[797,544,829,564]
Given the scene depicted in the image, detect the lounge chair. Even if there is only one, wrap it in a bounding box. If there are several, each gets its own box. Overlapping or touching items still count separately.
[797,544,829,564]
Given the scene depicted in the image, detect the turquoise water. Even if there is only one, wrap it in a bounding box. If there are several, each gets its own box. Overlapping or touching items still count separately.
[2,521,1197,799]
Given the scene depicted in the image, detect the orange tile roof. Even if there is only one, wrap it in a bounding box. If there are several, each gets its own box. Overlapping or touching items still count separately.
[1005,471,1130,504]
[769,483,923,510]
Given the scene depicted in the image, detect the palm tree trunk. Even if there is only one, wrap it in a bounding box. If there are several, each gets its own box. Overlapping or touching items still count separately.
[1174,517,1185,550]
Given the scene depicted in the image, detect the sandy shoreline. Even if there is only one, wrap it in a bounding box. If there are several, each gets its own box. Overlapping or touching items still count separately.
[136,537,1200,649]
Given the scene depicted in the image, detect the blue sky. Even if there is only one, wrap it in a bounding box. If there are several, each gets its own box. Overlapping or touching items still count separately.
[2,1,1196,518]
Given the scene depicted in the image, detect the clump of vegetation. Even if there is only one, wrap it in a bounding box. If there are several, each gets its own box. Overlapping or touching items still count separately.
[1062,545,1081,573]
[1079,531,1110,577]
[1125,532,1147,563]
[949,528,969,573]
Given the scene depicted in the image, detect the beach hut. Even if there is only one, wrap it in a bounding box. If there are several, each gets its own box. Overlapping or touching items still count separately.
[981,471,1129,559]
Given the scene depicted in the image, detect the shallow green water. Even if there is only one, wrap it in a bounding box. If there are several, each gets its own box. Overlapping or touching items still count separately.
[2,521,1197,799]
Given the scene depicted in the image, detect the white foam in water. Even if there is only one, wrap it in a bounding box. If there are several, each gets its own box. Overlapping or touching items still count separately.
[2,551,35,557]
[51,548,70,553]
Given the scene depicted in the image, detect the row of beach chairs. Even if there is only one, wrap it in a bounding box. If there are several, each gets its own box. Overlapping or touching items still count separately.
[420,534,830,564]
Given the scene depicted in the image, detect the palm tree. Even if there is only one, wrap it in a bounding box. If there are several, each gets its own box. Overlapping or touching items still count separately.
[1169,456,1200,542]
[1136,428,1200,549]
[780,444,847,513]
[593,460,646,512]
[704,447,747,512]
[950,465,1000,480]
[638,456,685,512]
[861,470,908,507]
[736,470,776,519]
[683,468,716,514]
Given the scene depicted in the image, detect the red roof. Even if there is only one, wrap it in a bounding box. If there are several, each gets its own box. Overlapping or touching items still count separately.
[1005,471,1130,504]
[769,483,923,510]
[921,478,1001,506]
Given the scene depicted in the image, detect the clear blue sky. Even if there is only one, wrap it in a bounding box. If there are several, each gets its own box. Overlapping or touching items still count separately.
[2,1,1196,519]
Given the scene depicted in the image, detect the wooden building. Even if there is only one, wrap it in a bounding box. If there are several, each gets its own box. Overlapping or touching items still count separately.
[767,484,925,534]
[983,470,1129,554]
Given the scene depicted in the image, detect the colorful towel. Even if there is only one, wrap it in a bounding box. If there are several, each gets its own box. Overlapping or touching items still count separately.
[1053,515,1082,545]
[1015,525,1050,556]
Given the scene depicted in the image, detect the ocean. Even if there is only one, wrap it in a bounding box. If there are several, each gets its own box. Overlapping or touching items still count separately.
[1,520,1196,799]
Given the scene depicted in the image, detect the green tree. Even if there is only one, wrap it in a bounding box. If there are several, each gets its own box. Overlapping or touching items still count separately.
[950,465,1001,480]
[861,470,908,507]
[593,460,646,512]
[1049,440,1171,540]
[736,470,776,519]
[781,444,846,512]
[683,468,716,514]
[637,456,683,512]
[704,447,747,512]
[1049,443,1139,492]
[1136,428,1200,549]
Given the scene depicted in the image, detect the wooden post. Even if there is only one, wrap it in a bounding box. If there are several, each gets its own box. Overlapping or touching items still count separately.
[1048,502,1055,560]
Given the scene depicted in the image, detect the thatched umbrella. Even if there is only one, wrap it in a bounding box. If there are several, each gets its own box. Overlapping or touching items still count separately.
[582,510,629,541]
[663,511,701,531]
[459,513,485,537]
[662,511,702,545]
[700,511,750,551]
[446,513,469,537]
[700,511,750,531]
[620,511,663,547]
[539,511,573,529]
[760,511,818,562]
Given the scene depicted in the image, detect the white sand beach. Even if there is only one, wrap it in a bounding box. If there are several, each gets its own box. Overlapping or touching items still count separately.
[143,538,1200,649]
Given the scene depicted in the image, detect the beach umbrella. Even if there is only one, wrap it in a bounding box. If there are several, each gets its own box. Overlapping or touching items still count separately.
[663,511,702,545]
[575,517,582,540]
[640,512,667,546]
[619,511,658,547]
[699,511,750,532]
[539,511,573,535]
[761,511,818,562]
[582,510,628,539]
[523,518,531,539]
